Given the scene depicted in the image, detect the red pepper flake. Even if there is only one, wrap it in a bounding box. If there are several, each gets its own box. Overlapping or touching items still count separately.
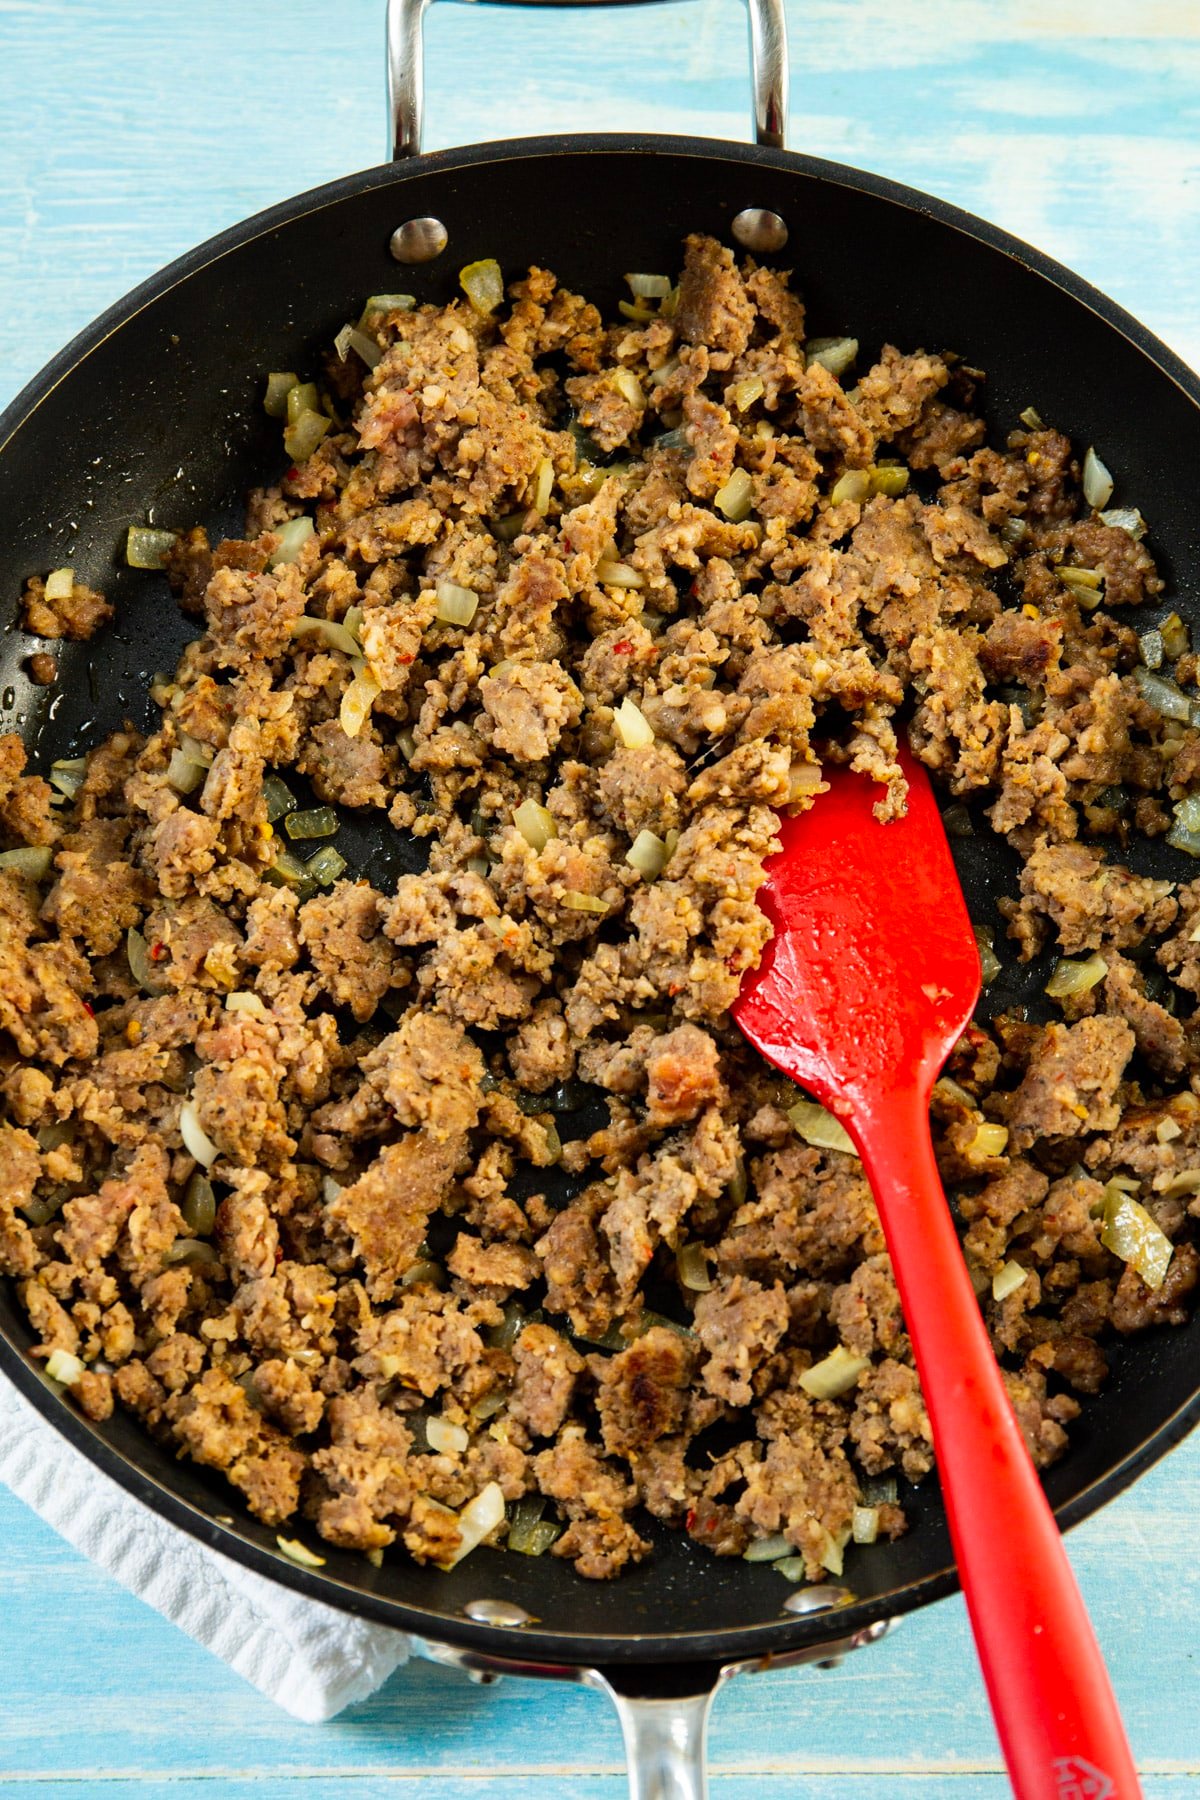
[612,640,633,655]
[562,537,573,553]
[726,957,743,976]
[397,652,413,665]
[150,943,168,962]
[275,1246,284,1266]
[81,1000,95,1017]
[285,467,300,482]
[685,1507,697,1532]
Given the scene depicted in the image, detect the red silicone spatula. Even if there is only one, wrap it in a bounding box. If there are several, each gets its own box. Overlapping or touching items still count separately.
[732,742,1141,1800]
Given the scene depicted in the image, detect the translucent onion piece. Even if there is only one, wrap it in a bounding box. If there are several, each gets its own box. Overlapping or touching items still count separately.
[613,696,655,749]
[162,1238,220,1268]
[1018,406,1045,431]
[179,1099,219,1168]
[727,374,765,412]
[181,1171,217,1238]
[992,1260,1029,1302]
[283,408,331,464]
[1099,506,1146,542]
[291,614,360,657]
[263,775,297,823]
[340,667,381,739]
[654,426,689,450]
[1175,795,1200,834]
[1167,823,1200,858]
[805,336,858,376]
[820,1529,848,1577]
[427,1416,469,1455]
[611,366,645,411]
[286,382,320,425]
[743,1532,792,1563]
[1062,579,1102,612]
[225,990,268,1018]
[1134,667,1191,722]
[507,1493,547,1552]
[48,765,85,799]
[435,580,479,626]
[830,469,872,506]
[0,845,52,879]
[799,1344,870,1399]
[126,526,178,570]
[513,798,556,851]
[284,806,338,841]
[359,294,415,325]
[1157,1117,1183,1144]
[267,846,310,889]
[1139,629,1165,671]
[436,1480,506,1569]
[869,463,909,498]
[1160,612,1189,660]
[595,559,645,589]
[1082,446,1114,510]
[342,605,364,644]
[127,926,167,995]
[334,324,384,371]
[967,1122,1009,1160]
[773,1555,808,1582]
[852,1505,880,1545]
[263,372,299,417]
[459,258,504,315]
[940,804,973,838]
[561,892,608,914]
[44,567,75,601]
[787,1098,857,1157]
[677,1241,712,1292]
[1101,1188,1173,1291]
[649,359,681,390]
[45,1349,85,1386]
[399,1258,445,1290]
[713,467,753,522]
[267,515,316,569]
[625,273,672,299]
[973,924,1001,986]
[276,1536,327,1568]
[532,457,554,516]
[512,1519,560,1558]
[305,845,348,886]
[166,748,207,794]
[626,829,668,880]
[1045,953,1108,1000]
[618,300,655,323]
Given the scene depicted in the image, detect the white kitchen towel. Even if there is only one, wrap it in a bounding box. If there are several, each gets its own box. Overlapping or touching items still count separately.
[0,1372,412,1721]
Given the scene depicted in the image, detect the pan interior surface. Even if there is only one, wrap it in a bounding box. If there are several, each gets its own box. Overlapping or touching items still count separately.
[2,136,1199,1665]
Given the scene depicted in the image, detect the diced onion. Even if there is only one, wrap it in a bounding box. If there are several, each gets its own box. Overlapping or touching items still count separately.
[179,1099,219,1168]
[618,300,655,323]
[166,748,207,794]
[305,846,348,886]
[820,1529,848,1577]
[1082,446,1114,510]
[286,382,319,425]
[340,667,381,739]
[713,467,753,522]
[1019,406,1045,431]
[359,294,415,324]
[226,991,268,1018]
[799,1344,870,1400]
[805,336,858,376]
[1139,629,1165,671]
[532,457,554,516]
[992,1260,1029,1302]
[562,892,608,914]
[45,1349,85,1386]
[333,324,384,371]
[1100,506,1146,541]
[284,807,339,841]
[626,829,668,880]
[973,924,1001,986]
[743,1532,792,1563]
[47,764,85,801]
[1135,667,1191,721]
[1167,823,1200,858]
[870,463,909,498]
[436,1480,506,1569]
[514,798,556,851]
[612,367,645,411]
[788,1098,857,1157]
[283,408,331,464]
[1160,613,1189,660]
[127,926,168,995]
[1101,1188,1173,1290]
[852,1505,880,1545]
[967,1122,1010,1161]
[830,469,871,506]
[1056,564,1101,590]
[126,526,178,570]
[1157,1117,1183,1144]
[292,614,361,657]
[162,1238,220,1268]
[435,580,479,626]
[427,1416,469,1455]
[613,696,655,749]
[511,1519,560,1558]
[263,775,297,823]
[263,372,299,417]
[649,358,681,389]
[459,258,504,315]
[0,845,53,879]
[44,567,74,601]
[625,273,672,299]
[181,1172,216,1238]
[595,559,645,589]
[677,1241,712,1292]
[727,375,765,411]
[1175,795,1200,834]
[1045,953,1108,1000]
[276,1536,327,1568]
[773,1556,808,1582]
[267,516,316,569]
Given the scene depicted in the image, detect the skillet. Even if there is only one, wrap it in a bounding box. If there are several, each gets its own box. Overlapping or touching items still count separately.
[1,1,1200,1792]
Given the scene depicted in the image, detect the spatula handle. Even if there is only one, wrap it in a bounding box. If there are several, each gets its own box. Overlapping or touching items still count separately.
[853,1084,1142,1800]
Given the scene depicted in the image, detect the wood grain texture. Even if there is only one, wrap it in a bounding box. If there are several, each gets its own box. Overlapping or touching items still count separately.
[0,1,1196,1794]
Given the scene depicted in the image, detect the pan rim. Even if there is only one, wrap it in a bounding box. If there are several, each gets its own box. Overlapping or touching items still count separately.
[3,127,1200,1672]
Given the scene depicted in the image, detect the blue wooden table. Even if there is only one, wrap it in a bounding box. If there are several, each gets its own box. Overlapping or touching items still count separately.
[1,2,1198,1793]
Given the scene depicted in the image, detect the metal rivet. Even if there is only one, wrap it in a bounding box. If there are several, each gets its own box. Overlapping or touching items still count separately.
[390,217,448,264]
[731,208,789,254]
[782,1583,854,1617]
[464,1598,533,1627]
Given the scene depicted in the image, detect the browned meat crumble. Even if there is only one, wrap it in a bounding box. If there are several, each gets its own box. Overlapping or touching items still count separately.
[2,234,1197,1584]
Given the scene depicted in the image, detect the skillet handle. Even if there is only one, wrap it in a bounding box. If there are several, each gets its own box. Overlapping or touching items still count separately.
[386,0,788,159]
[587,1669,724,1800]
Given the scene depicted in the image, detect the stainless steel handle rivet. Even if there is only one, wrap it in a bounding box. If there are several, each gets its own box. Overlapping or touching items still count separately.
[732,207,788,253]
[390,215,449,262]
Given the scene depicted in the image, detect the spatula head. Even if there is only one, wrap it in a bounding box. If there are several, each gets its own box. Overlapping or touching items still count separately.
[732,744,981,1113]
